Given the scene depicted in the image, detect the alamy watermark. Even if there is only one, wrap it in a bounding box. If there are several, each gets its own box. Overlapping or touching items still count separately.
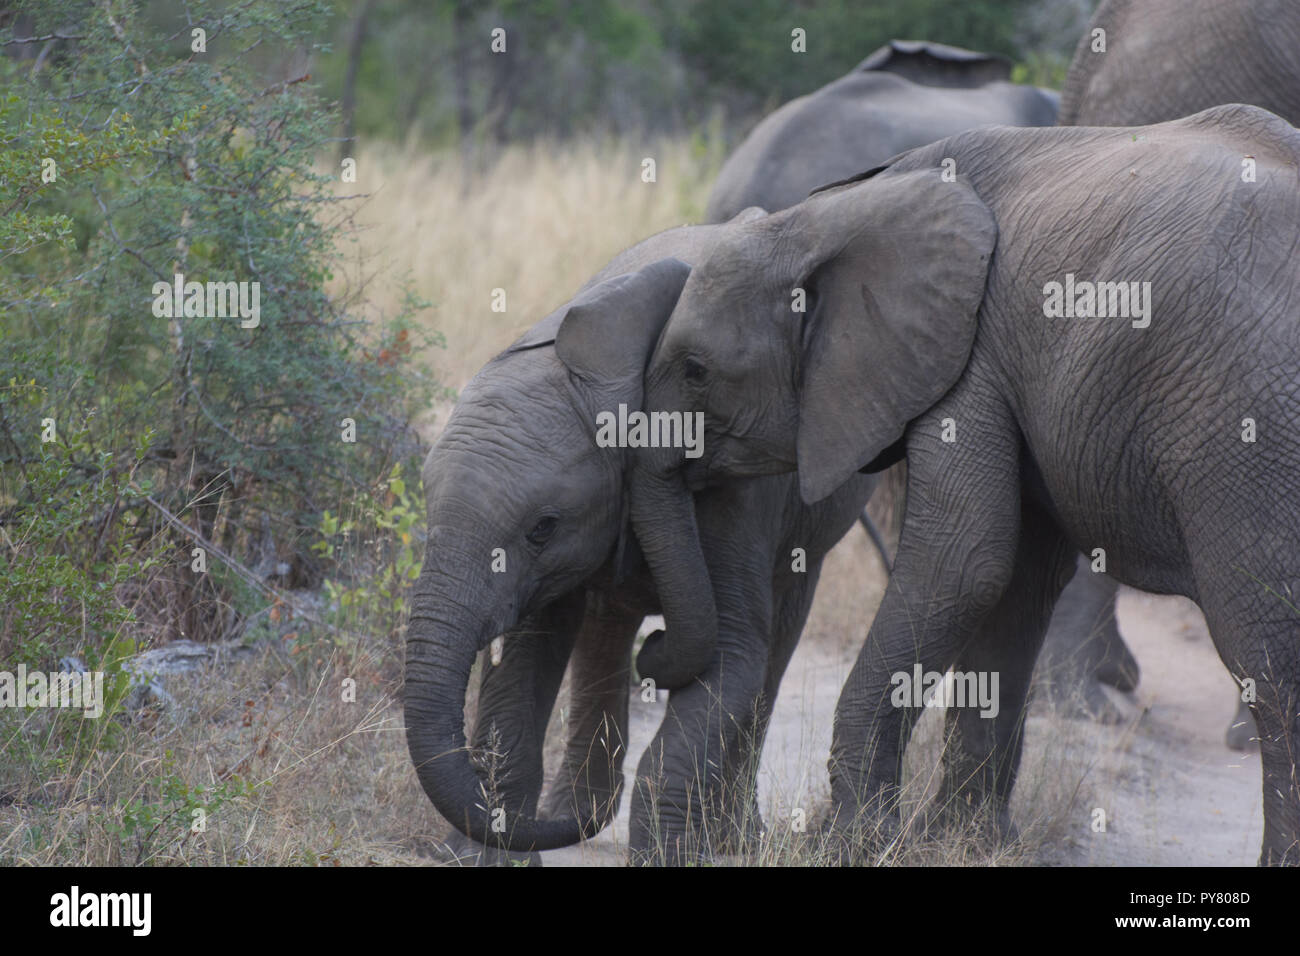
[595,403,704,459]
[0,664,104,718]
[50,886,151,936]
[151,271,261,328]
[1042,273,1151,329]
[889,664,999,718]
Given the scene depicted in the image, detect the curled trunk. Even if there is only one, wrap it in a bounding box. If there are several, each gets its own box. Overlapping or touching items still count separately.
[404,582,613,851]
[627,463,718,689]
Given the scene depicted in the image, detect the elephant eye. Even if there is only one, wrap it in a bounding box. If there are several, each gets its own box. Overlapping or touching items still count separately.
[526,516,558,545]
[682,357,707,383]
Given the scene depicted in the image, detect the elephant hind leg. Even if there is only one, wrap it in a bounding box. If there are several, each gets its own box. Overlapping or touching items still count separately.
[1196,579,1300,865]
[1037,556,1135,724]
[923,500,1075,844]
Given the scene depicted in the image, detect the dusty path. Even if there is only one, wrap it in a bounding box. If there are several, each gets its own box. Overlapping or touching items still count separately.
[540,533,1264,866]
[1053,589,1262,865]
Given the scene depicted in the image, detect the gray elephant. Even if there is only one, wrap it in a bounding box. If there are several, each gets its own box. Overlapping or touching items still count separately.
[1060,0,1299,749]
[705,40,1058,224]
[405,211,876,865]
[1059,0,1300,128]
[706,38,1139,724]
[633,105,1300,865]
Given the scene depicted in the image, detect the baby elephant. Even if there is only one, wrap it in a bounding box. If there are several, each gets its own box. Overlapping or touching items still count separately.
[406,211,876,865]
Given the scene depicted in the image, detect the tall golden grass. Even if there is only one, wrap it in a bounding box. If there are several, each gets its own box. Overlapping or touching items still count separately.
[335,136,725,397]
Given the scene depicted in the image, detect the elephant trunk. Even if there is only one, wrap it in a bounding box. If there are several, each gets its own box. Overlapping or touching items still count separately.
[627,460,717,689]
[404,568,608,852]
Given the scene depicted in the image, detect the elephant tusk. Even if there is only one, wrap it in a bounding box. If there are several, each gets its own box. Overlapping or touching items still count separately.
[489,635,504,666]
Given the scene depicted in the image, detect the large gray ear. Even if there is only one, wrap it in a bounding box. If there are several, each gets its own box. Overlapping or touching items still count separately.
[856,40,1011,88]
[794,170,996,504]
[553,258,692,397]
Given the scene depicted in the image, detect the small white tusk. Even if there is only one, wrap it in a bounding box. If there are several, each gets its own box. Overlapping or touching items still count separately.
[489,636,505,666]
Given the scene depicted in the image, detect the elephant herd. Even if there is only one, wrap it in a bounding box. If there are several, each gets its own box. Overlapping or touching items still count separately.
[405,0,1300,866]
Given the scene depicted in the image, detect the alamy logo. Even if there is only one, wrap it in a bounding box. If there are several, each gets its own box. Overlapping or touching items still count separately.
[595,403,704,459]
[1042,273,1151,329]
[151,271,261,328]
[0,665,103,718]
[889,664,1000,718]
[50,886,151,936]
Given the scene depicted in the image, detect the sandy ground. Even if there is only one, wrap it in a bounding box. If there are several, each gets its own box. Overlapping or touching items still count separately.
[539,531,1264,866]
[1052,589,1262,865]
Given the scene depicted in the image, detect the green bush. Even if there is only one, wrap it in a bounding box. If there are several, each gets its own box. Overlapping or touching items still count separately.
[0,0,437,663]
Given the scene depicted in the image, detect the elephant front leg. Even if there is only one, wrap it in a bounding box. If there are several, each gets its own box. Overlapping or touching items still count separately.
[443,596,582,866]
[628,535,774,865]
[923,499,1075,845]
[710,563,824,856]
[539,591,643,833]
[826,403,1022,861]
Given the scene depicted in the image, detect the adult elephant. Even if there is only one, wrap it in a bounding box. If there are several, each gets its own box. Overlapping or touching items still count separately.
[707,38,1137,722]
[634,105,1300,865]
[406,211,877,865]
[1059,0,1300,128]
[705,40,1058,224]
[1059,0,1300,748]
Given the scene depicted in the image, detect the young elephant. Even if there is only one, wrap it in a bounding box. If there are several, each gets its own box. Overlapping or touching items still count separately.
[706,38,1137,721]
[405,213,876,864]
[706,40,1058,223]
[634,105,1300,865]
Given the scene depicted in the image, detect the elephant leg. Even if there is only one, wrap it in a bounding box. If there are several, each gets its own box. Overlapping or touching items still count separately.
[1199,608,1300,865]
[443,595,583,866]
[710,562,824,855]
[539,591,643,831]
[923,500,1075,844]
[628,521,774,866]
[826,401,1022,858]
[1037,554,1138,723]
[1225,692,1259,751]
[1253,674,1300,865]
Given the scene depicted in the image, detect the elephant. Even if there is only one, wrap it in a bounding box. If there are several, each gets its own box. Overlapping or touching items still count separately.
[632,104,1300,865]
[1059,0,1300,129]
[405,209,878,865]
[707,37,1133,723]
[705,40,1058,224]
[1059,0,1300,750]
[706,38,1139,722]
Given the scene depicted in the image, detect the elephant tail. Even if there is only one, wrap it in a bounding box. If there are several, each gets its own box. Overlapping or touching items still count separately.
[857,508,892,573]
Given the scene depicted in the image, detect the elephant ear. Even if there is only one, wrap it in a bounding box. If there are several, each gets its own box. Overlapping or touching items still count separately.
[856,40,1011,88]
[794,169,996,504]
[553,258,692,400]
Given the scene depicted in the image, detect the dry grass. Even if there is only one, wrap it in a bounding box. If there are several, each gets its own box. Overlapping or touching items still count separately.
[332,135,725,396]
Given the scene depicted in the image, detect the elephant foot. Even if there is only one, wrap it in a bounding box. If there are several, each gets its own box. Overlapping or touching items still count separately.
[1093,641,1141,692]
[1225,699,1258,751]
[628,829,711,867]
[915,792,1017,849]
[1047,676,1129,725]
[441,830,542,867]
[704,817,763,858]
[818,804,903,865]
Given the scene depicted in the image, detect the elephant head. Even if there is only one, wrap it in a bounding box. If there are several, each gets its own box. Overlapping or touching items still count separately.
[855,39,1012,88]
[405,255,718,852]
[633,168,996,554]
